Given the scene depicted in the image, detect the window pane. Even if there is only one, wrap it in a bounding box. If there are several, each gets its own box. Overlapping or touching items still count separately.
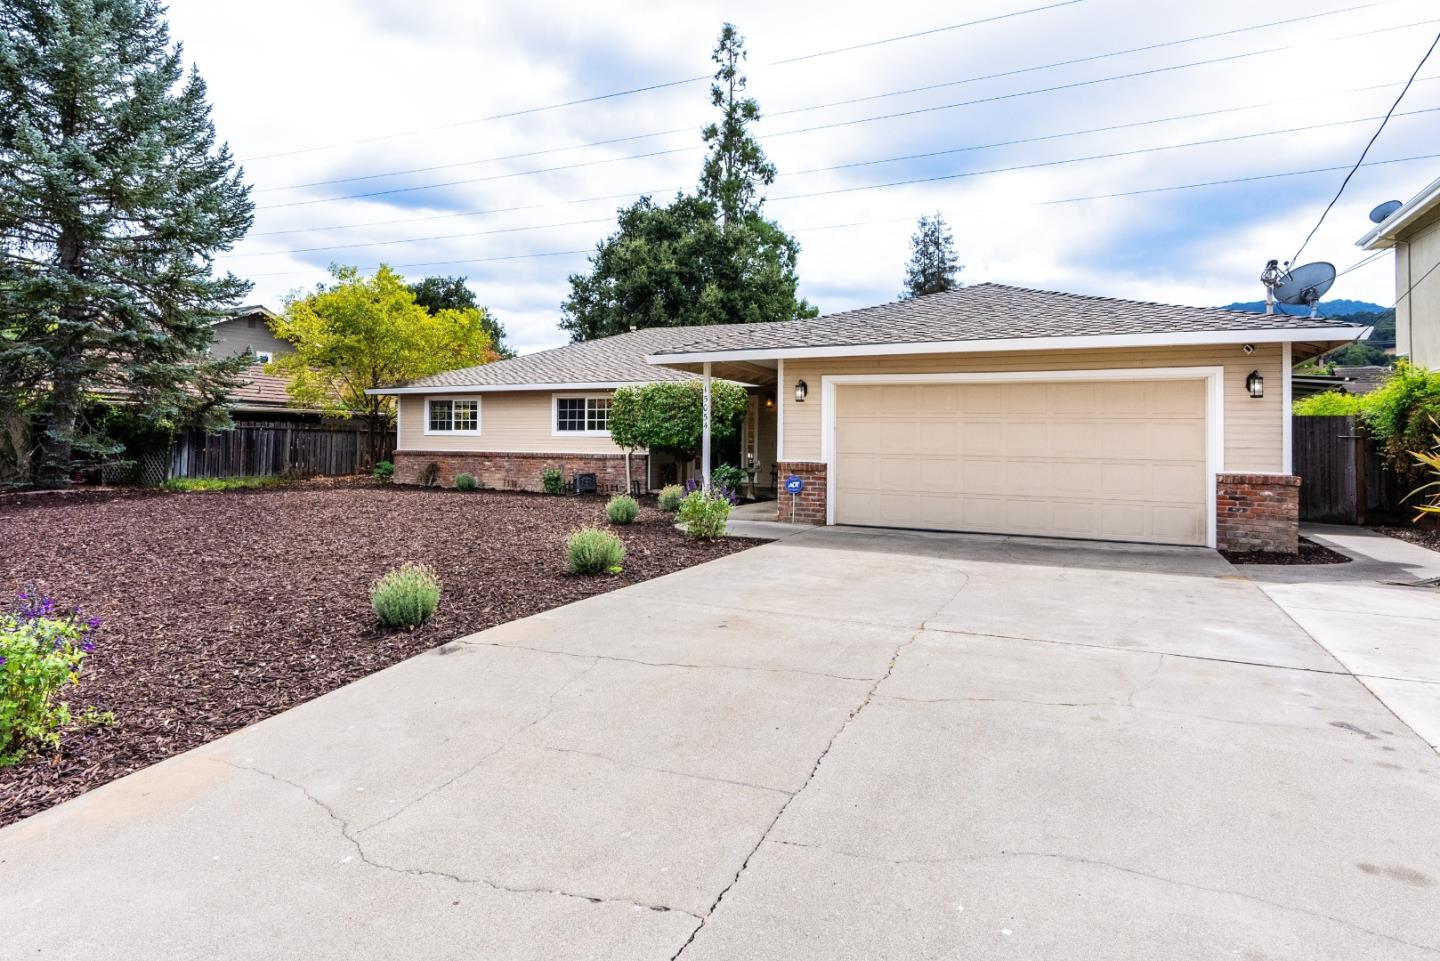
[556,397,586,432]
[429,400,452,432]
[586,397,611,431]
[453,400,478,431]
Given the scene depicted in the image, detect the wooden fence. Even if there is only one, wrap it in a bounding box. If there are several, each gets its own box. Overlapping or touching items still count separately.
[1291,415,1406,524]
[169,420,392,479]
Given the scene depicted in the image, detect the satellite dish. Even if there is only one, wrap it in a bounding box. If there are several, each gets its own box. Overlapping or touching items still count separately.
[1273,261,1335,316]
[1369,199,1403,224]
[1369,200,1403,223]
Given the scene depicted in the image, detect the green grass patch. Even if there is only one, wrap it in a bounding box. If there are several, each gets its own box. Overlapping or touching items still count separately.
[162,475,287,493]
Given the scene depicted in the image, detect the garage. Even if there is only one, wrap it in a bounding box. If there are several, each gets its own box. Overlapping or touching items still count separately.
[829,376,1212,546]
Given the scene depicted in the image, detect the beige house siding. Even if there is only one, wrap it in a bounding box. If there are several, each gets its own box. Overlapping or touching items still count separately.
[1397,212,1440,368]
[779,343,1286,474]
[211,316,292,360]
[397,391,629,455]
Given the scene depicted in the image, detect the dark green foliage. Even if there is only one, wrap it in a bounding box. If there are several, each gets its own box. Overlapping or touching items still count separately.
[902,213,962,299]
[610,382,748,467]
[454,472,477,491]
[712,463,745,494]
[372,460,394,481]
[1325,342,1392,367]
[407,275,513,358]
[560,194,815,341]
[541,466,564,495]
[560,24,815,343]
[0,0,255,487]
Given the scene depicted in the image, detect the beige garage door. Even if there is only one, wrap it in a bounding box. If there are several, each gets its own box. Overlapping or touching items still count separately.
[833,379,1209,546]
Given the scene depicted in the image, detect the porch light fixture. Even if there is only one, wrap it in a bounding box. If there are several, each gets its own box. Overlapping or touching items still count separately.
[763,392,775,410]
[1246,370,1264,398]
[794,380,808,403]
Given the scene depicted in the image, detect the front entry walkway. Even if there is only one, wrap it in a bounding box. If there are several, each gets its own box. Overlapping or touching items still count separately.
[2,529,1437,959]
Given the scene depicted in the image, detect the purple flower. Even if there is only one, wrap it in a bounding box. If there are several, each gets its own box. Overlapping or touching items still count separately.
[0,656,7,667]
[82,641,95,653]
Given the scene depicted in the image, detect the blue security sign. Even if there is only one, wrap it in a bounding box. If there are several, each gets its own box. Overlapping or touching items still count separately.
[784,475,804,495]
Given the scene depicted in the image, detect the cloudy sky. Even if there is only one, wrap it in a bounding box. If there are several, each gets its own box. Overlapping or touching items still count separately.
[167,0,1439,354]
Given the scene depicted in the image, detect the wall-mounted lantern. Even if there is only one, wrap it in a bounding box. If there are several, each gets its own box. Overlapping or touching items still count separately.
[794,380,808,403]
[1246,370,1264,399]
[763,392,775,410]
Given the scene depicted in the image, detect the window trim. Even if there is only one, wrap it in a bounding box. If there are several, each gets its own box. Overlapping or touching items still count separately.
[424,396,482,436]
[551,392,613,437]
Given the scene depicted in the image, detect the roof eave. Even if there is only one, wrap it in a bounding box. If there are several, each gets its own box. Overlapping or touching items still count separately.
[367,379,684,396]
[1356,174,1440,249]
[645,326,1369,365]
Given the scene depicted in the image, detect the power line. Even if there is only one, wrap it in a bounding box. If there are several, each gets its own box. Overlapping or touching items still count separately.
[244,73,1440,238]
[240,0,1086,163]
[238,150,1440,278]
[251,2,1421,198]
[253,16,1439,212]
[228,106,1440,260]
[1290,25,1440,264]
[1389,257,1440,310]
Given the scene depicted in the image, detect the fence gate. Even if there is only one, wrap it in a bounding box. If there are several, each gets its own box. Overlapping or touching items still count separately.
[1291,415,1407,524]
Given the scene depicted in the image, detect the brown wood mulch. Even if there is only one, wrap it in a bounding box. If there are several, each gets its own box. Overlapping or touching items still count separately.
[1220,536,1353,566]
[0,482,757,828]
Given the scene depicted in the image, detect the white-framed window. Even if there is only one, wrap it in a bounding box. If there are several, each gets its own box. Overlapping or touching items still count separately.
[425,397,481,435]
[552,394,612,436]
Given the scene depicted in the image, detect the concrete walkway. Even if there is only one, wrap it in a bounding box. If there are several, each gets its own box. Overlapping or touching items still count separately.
[2,528,1437,959]
[1248,524,1440,752]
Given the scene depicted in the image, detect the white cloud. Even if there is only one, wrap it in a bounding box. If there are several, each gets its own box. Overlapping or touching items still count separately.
[166,0,1439,353]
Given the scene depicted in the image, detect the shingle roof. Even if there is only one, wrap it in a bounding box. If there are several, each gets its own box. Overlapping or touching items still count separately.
[648,283,1363,356]
[394,326,740,389]
[388,283,1364,390]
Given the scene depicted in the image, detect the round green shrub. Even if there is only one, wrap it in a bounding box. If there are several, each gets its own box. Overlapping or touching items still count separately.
[677,490,731,540]
[566,526,626,575]
[454,472,478,491]
[605,494,639,525]
[657,484,685,512]
[371,563,441,629]
[541,467,565,495]
[372,460,395,481]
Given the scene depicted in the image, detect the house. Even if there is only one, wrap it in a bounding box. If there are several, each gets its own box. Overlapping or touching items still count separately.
[210,305,292,364]
[378,284,1367,552]
[374,325,779,495]
[1357,175,1440,368]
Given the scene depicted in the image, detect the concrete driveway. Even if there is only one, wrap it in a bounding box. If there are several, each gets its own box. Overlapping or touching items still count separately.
[2,528,1437,960]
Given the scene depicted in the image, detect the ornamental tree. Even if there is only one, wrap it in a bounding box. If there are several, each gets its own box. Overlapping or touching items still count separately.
[901,213,963,299]
[611,380,748,486]
[269,265,494,464]
[0,0,255,486]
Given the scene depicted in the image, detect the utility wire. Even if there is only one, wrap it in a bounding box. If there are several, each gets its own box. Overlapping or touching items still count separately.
[240,150,1440,278]
[253,17,1439,212]
[246,73,1440,238]
[228,106,1440,260]
[240,0,1085,162]
[1290,26,1440,264]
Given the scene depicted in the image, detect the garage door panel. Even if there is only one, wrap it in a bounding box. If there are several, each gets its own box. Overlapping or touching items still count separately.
[834,379,1209,546]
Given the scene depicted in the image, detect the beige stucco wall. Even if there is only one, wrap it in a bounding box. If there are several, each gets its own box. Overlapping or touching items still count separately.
[397,391,629,454]
[779,343,1287,474]
[1396,213,1440,368]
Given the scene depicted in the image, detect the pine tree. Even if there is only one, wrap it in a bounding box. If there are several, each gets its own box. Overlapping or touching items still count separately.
[0,0,254,487]
[902,213,963,299]
[699,23,776,227]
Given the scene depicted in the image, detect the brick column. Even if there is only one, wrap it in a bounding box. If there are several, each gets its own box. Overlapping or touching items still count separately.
[1216,473,1300,554]
[775,461,827,524]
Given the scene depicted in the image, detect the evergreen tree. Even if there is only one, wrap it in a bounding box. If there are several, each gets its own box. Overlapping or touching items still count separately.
[699,23,776,227]
[0,0,253,487]
[902,213,963,299]
[408,275,513,358]
[562,24,813,342]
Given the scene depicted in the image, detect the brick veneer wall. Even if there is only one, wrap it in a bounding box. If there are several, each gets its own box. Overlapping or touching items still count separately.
[774,461,828,524]
[1216,473,1300,554]
[393,450,646,494]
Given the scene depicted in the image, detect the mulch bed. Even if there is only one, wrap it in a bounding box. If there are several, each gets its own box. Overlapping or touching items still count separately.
[0,482,757,828]
[1374,525,1440,555]
[1220,536,1353,566]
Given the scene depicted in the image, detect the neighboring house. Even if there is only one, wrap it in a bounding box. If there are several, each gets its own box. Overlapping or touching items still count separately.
[1357,175,1440,368]
[377,284,1367,553]
[210,305,292,364]
[374,326,779,495]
